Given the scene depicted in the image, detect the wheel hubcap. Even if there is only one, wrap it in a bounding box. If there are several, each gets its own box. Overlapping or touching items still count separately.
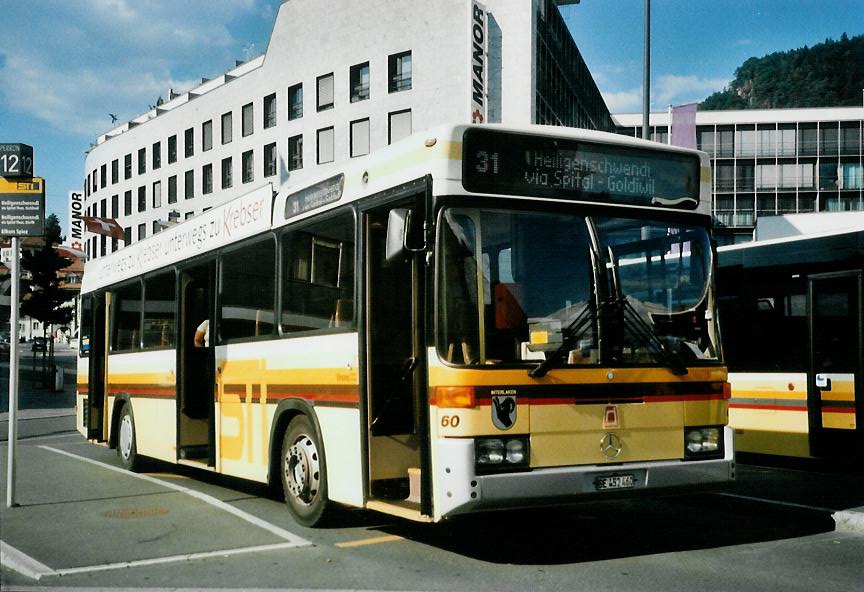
[119,414,133,460]
[284,434,320,506]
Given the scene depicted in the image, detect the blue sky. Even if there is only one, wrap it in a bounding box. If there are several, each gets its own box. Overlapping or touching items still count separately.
[2,0,861,236]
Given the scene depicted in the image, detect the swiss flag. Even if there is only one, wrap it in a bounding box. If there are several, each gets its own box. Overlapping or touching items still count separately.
[80,216,126,241]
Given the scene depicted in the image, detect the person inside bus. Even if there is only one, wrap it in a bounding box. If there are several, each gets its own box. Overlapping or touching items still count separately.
[194,319,209,348]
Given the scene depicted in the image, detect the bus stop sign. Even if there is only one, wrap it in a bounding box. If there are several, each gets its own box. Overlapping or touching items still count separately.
[0,176,46,237]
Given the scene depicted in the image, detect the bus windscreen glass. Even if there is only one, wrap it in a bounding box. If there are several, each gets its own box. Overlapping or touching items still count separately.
[462,128,701,209]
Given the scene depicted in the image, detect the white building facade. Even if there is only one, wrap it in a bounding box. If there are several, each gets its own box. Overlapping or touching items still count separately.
[81,0,612,259]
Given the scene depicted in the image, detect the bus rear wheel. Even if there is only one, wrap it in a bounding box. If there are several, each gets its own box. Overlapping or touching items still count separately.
[281,415,330,526]
[117,404,141,471]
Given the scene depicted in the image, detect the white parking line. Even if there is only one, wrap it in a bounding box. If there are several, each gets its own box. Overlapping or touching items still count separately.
[2,540,304,581]
[38,445,310,545]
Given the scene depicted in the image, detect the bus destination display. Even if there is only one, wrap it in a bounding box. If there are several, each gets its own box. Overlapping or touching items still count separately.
[462,128,700,209]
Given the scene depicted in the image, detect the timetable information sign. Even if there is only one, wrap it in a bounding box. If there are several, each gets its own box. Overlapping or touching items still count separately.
[0,177,46,237]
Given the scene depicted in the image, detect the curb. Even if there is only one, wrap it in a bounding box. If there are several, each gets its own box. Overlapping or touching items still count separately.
[833,510,864,533]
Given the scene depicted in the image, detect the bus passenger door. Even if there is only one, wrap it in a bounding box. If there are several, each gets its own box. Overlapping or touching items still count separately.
[364,198,428,509]
[177,262,216,466]
[808,271,863,457]
[85,292,108,441]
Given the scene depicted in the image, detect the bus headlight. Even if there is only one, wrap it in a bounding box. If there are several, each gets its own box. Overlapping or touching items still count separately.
[475,436,530,473]
[684,426,723,459]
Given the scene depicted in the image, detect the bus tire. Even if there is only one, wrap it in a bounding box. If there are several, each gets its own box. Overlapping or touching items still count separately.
[117,404,141,471]
[281,414,329,526]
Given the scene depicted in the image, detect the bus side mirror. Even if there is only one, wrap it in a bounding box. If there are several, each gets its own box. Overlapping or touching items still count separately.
[386,208,424,263]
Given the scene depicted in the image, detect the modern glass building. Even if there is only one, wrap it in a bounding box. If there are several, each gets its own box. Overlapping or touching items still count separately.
[615,107,864,244]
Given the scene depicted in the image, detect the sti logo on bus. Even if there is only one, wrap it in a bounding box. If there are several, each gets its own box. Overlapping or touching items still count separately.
[469,0,487,123]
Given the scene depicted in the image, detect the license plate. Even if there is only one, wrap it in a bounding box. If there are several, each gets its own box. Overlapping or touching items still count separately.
[594,474,635,491]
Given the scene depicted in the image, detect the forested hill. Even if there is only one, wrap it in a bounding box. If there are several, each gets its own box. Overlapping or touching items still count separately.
[700,34,864,110]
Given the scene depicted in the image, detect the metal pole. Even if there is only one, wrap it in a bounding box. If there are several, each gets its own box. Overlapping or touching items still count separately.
[6,236,20,508]
[642,0,651,140]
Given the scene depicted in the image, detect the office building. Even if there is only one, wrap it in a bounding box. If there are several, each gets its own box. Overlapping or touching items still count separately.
[80,0,612,259]
[615,107,864,244]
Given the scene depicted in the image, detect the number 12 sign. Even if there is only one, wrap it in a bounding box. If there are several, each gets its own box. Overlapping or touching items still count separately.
[0,143,34,178]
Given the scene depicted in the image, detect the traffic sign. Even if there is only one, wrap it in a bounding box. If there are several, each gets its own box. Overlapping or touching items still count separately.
[0,176,46,237]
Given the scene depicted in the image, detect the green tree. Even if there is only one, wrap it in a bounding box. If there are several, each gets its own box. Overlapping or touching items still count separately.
[20,214,74,363]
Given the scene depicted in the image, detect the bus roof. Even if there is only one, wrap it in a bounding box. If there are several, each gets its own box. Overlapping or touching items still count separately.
[272,123,712,228]
[718,227,864,270]
[82,123,712,294]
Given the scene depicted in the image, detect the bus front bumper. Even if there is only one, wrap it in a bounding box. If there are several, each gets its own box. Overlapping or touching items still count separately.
[434,432,735,519]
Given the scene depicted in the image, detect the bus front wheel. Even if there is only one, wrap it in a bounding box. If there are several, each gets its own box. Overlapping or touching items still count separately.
[281,415,329,526]
[117,404,141,471]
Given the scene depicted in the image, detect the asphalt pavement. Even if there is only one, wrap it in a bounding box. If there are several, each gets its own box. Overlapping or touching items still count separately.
[1,343,863,590]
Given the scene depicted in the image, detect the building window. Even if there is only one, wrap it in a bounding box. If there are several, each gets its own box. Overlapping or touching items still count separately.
[124,154,132,179]
[242,150,254,184]
[264,142,277,178]
[185,212,194,220]
[92,169,97,193]
[697,129,715,157]
[100,164,107,188]
[350,118,370,157]
[138,147,146,174]
[264,93,277,129]
[184,127,194,158]
[152,181,161,208]
[124,190,132,215]
[388,109,412,144]
[138,223,146,241]
[111,194,118,217]
[137,186,146,212]
[288,83,303,120]
[221,111,232,144]
[242,102,254,137]
[123,227,131,244]
[152,141,161,170]
[350,62,370,102]
[168,134,177,163]
[100,235,106,257]
[111,159,119,184]
[317,73,334,111]
[185,169,194,199]
[168,175,177,204]
[288,134,303,171]
[317,127,334,164]
[222,157,233,189]
[202,120,213,152]
[100,198,106,217]
[388,51,412,92]
[203,163,213,194]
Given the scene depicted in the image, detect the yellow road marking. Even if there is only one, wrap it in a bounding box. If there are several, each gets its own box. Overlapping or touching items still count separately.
[143,473,190,479]
[335,534,404,548]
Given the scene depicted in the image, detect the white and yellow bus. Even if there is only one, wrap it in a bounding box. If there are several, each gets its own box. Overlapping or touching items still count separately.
[77,123,732,526]
[718,229,863,459]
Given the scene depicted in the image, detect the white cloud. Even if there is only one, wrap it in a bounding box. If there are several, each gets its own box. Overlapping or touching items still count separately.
[602,87,643,113]
[0,0,268,137]
[655,74,730,107]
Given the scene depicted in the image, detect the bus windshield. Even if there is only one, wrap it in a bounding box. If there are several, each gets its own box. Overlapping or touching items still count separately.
[436,207,720,369]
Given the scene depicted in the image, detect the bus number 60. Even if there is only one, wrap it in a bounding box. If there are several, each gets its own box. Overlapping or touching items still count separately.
[441,415,460,428]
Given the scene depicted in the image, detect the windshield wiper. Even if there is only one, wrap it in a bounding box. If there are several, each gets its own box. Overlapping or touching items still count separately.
[529,305,596,378]
[618,298,688,375]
